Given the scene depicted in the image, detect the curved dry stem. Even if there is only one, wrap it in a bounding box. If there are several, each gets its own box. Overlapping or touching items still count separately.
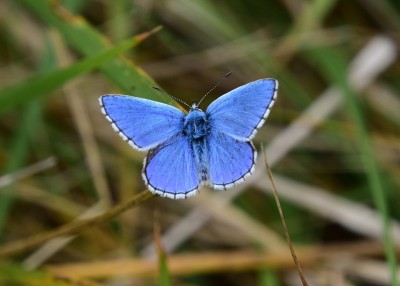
[0,190,155,258]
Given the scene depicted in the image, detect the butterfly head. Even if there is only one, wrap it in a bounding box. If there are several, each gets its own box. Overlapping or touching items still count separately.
[190,101,201,111]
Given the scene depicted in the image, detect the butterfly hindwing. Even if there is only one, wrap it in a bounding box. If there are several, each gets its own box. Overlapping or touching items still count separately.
[100,95,185,151]
[206,79,277,141]
[207,131,256,190]
[143,134,199,199]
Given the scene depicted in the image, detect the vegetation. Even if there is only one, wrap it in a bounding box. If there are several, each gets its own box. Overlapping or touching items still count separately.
[0,0,400,285]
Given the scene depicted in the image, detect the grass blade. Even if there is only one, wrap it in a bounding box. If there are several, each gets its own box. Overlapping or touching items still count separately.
[17,0,174,105]
[0,32,156,114]
[305,45,398,286]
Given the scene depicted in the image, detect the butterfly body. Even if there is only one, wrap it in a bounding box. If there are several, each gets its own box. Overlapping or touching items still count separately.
[100,78,278,199]
[183,107,211,183]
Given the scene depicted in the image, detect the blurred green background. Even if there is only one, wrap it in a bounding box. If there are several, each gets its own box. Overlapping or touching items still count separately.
[0,0,400,285]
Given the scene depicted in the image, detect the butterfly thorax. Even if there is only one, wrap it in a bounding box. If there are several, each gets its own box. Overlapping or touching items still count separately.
[183,109,210,183]
[183,109,209,140]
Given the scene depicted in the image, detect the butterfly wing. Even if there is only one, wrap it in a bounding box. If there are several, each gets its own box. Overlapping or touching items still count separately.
[100,95,185,151]
[207,131,256,190]
[206,79,278,141]
[143,134,199,199]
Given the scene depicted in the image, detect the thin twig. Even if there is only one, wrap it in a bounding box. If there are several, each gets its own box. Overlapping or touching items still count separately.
[0,191,155,258]
[262,144,309,286]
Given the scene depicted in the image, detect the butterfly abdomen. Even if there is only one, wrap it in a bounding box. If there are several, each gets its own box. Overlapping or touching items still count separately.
[191,139,209,182]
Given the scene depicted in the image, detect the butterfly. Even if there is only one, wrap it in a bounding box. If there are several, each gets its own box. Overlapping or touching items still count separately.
[99,78,278,199]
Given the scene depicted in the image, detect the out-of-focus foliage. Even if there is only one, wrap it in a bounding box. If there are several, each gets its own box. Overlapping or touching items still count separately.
[0,0,400,285]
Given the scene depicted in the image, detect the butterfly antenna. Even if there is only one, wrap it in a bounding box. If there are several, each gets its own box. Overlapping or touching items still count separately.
[153,87,191,109]
[197,71,233,107]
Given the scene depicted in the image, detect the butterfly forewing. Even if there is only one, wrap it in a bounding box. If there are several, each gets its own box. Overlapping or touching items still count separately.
[100,95,185,151]
[206,79,277,141]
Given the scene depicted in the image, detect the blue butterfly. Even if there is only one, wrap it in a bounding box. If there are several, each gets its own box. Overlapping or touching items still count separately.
[99,78,278,199]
